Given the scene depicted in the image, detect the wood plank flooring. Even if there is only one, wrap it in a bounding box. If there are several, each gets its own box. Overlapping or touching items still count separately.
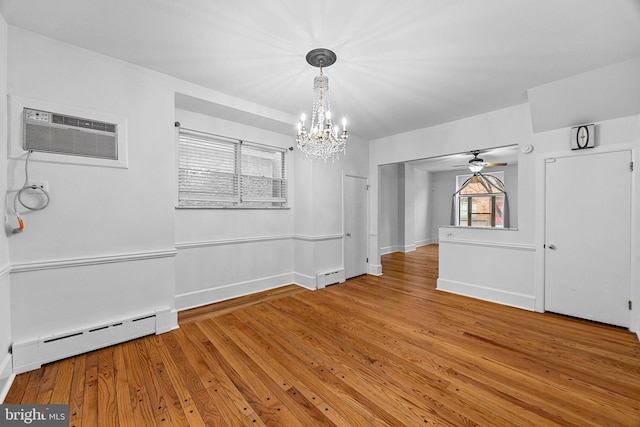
[5,245,640,426]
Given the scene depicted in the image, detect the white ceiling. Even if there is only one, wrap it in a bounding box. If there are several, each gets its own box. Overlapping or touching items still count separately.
[408,145,518,172]
[1,0,639,141]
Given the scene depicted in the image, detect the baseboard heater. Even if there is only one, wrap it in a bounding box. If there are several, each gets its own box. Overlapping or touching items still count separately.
[316,269,346,289]
[12,308,171,374]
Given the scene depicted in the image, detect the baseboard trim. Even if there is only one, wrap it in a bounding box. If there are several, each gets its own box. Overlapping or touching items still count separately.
[0,353,14,403]
[437,278,536,311]
[294,273,317,290]
[368,264,383,276]
[176,273,296,311]
[381,243,429,254]
[416,239,437,247]
[380,245,402,255]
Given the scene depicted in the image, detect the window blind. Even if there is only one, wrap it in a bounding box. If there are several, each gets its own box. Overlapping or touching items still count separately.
[178,128,287,208]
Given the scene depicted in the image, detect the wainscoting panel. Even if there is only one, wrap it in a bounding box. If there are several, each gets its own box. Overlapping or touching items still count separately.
[10,251,177,365]
[0,266,12,402]
[0,353,13,403]
[438,239,536,311]
[176,236,295,311]
[176,234,344,311]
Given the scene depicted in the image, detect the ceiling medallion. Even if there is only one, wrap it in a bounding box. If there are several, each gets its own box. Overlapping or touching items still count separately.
[296,48,348,161]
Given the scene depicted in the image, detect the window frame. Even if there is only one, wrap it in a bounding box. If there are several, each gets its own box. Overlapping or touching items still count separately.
[455,172,505,228]
[177,128,288,209]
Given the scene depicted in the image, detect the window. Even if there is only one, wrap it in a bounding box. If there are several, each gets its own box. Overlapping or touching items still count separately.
[178,128,287,208]
[455,172,505,227]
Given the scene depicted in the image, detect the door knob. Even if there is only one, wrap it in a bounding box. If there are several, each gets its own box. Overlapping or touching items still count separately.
[548,244,556,250]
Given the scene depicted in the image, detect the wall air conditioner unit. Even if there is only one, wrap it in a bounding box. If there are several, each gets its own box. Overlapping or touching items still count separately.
[23,108,118,160]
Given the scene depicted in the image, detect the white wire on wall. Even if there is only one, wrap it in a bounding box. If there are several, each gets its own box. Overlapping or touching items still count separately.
[12,150,50,233]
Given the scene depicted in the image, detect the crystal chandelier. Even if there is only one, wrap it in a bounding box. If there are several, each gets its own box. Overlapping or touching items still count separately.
[296,48,348,161]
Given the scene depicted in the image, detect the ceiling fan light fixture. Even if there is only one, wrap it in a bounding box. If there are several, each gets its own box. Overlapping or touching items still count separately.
[468,163,484,173]
[462,149,508,172]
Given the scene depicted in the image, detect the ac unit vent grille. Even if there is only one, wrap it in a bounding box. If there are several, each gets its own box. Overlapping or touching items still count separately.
[51,113,116,133]
[24,108,118,160]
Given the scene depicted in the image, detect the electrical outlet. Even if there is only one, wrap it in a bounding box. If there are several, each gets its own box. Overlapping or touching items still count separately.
[29,180,49,192]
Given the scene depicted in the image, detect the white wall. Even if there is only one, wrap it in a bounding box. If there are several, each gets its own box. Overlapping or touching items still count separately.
[378,141,521,256]
[430,170,457,234]
[531,115,640,321]
[528,59,640,322]
[369,103,534,277]
[293,134,369,286]
[378,164,399,254]
[370,103,538,309]
[429,164,518,234]
[414,168,432,246]
[398,164,415,252]
[369,58,640,328]
[2,23,370,376]
[376,104,533,260]
[174,107,369,305]
[6,28,177,351]
[0,12,13,402]
[174,108,296,309]
[528,57,640,133]
[380,165,437,252]
[437,113,638,312]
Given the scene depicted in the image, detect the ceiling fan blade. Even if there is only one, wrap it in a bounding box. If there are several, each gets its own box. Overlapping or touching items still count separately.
[484,162,508,167]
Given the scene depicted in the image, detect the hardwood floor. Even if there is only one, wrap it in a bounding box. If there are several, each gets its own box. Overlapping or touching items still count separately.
[5,245,640,426]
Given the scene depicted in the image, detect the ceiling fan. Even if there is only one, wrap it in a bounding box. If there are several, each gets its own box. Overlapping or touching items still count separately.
[454,149,508,197]
[456,150,508,172]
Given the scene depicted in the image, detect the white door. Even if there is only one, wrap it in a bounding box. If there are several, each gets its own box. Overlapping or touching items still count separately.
[345,175,368,279]
[544,150,631,327]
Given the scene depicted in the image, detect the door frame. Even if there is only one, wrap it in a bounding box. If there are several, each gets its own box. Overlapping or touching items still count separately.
[534,141,640,333]
[343,173,369,279]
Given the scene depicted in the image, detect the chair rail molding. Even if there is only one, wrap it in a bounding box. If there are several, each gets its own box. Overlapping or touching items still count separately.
[10,248,178,273]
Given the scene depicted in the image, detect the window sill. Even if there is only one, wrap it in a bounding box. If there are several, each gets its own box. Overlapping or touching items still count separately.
[439,225,518,231]
[175,206,291,210]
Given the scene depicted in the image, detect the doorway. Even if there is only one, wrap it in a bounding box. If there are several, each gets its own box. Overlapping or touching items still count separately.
[544,150,631,327]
